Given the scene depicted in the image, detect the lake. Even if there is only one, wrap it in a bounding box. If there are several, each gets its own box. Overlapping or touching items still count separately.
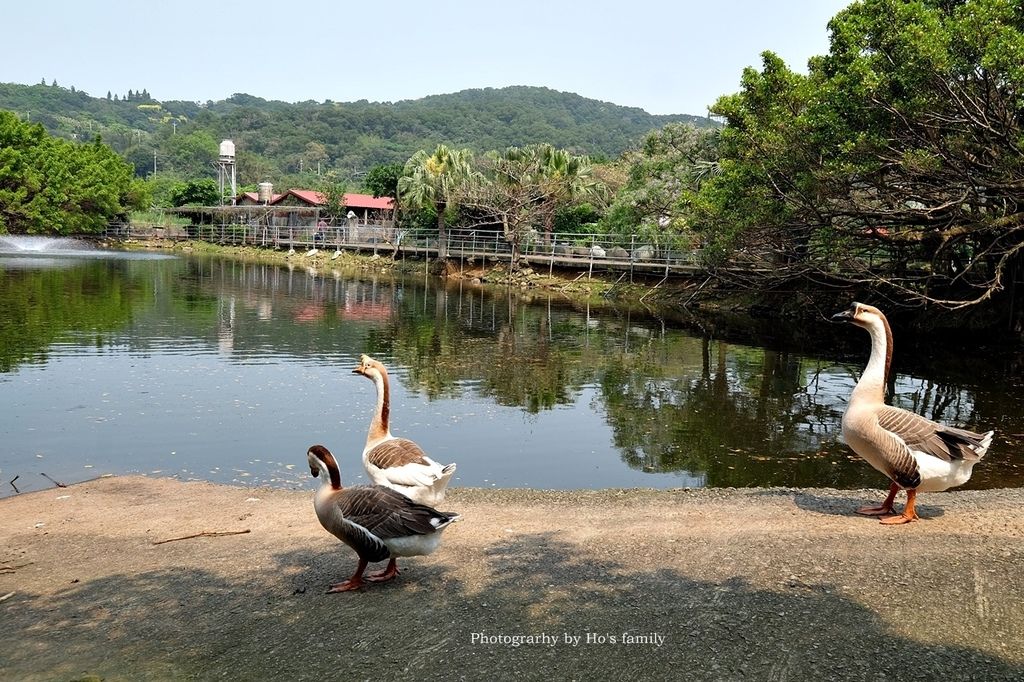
[1,244,1021,497]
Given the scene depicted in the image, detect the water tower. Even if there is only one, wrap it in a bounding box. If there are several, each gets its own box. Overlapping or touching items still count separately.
[217,139,237,205]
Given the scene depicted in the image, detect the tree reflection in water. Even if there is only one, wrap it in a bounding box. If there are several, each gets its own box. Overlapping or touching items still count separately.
[1,254,1020,492]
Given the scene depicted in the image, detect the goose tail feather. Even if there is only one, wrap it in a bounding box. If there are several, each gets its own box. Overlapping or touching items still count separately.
[939,427,994,460]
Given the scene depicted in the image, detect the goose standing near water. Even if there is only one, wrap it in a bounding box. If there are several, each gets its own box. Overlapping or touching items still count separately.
[307,444,460,592]
[353,354,457,506]
[833,302,993,524]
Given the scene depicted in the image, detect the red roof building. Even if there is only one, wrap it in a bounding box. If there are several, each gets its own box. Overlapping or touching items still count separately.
[271,190,395,211]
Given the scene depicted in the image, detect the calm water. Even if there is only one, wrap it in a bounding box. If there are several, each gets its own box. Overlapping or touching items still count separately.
[1,247,1021,497]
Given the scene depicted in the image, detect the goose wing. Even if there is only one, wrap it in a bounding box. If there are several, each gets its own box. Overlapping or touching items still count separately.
[877,405,987,462]
[336,485,446,541]
[867,410,923,489]
[366,439,442,487]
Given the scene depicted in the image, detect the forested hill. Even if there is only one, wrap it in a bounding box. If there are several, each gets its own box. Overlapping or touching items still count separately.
[0,81,712,177]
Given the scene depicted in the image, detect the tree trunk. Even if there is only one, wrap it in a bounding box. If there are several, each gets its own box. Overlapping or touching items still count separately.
[436,200,447,261]
[502,214,520,272]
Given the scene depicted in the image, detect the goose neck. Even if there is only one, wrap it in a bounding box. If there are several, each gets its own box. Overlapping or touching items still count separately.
[853,319,890,401]
[368,371,391,443]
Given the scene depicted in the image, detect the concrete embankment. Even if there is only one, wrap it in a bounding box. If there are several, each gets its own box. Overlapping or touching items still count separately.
[2,476,1023,680]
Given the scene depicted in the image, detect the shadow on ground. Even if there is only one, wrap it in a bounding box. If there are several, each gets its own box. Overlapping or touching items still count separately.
[1,532,1018,681]
[786,489,946,520]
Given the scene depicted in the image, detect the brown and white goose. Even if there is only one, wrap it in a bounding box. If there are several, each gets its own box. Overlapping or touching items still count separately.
[352,354,457,506]
[833,302,993,524]
[306,444,460,592]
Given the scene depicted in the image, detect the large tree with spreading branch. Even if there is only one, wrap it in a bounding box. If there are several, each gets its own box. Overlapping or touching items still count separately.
[689,0,1024,326]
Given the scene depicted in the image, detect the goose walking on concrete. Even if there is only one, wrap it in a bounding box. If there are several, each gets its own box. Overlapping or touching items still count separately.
[307,444,460,592]
[832,302,993,524]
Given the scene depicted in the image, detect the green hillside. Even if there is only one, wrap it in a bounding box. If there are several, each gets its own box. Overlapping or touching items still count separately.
[0,82,712,182]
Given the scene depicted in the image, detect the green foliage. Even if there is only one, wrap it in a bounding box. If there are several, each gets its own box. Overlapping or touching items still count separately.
[684,0,1024,310]
[553,203,601,234]
[161,129,218,178]
[124,176,152,212]
[363,163,403,198]
[143,171,187,208]
[449,144,605,265]
[314,172,348,223]
[0,83,713,185]
[399,145,477,257]
[168,178,220,207]
[0,111,137,233]
[599,123,719,243]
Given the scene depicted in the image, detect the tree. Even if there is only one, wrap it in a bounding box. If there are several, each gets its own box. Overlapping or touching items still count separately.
[169,178,220,207]
[236,150,277,188]
[398,144,476,260]
[601,123,719,240]
[143,171,187,208]
[314,172,347,223]
[691,0,1024,325]
[363,163,403,198]
[163,130,218,177]
[533,144,602,243]
[458,144,603,267]
[460,147,543,266]
[0,112,139,233]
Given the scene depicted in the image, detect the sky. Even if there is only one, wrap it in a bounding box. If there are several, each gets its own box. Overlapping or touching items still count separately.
[3,0,854,116]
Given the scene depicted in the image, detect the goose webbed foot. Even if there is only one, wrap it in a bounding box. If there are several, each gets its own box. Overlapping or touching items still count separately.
[365,558,399,583]
[856,482,900,517]
[879,512,918,525]
[327,577,366,592]
[327,558,367,593]
[878,488,919,525]
[856,504,895,516]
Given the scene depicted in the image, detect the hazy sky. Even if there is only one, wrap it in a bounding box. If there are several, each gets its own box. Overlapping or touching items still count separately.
[3,0,853,115]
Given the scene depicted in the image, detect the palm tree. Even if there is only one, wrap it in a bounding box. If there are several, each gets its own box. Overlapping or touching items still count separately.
[398,144,475,261]
[534,144,601,243]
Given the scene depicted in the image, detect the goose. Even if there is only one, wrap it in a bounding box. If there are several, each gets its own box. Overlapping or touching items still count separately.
[306,444,460,592]
[832,302,993,524]
[352,354,457,506]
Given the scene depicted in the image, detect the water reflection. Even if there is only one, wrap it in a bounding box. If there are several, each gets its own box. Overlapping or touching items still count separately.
[0,253,1020,496]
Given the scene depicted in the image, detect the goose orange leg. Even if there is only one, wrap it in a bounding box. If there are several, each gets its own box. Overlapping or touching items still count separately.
[880,488,919,525]
[366,558,399,583]
[857,482,900,516]
[327,558,368,593]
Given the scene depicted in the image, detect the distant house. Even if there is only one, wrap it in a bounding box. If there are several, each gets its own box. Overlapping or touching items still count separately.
[270,189,395,224]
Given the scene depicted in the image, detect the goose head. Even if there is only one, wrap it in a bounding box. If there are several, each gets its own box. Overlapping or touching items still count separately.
[832,301,894,385]
[308,444,342,489]
[353,354,388,381]
[831,302,888,332]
